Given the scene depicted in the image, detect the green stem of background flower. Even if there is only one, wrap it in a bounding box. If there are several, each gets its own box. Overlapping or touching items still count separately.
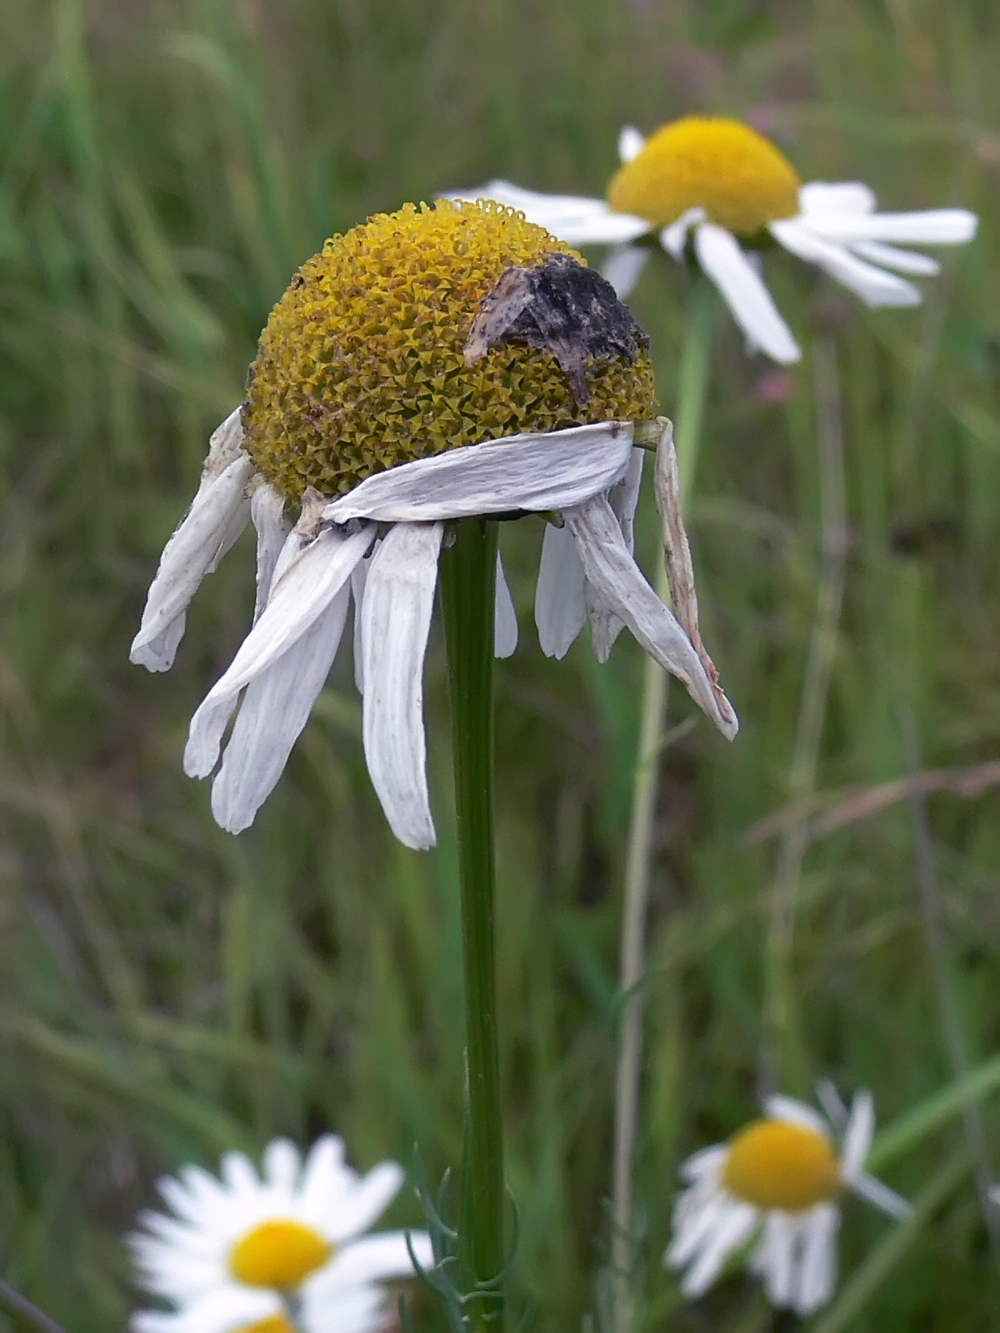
[610,273,716,1333]
[0,1280,67,1333]
[440,517,506,1330]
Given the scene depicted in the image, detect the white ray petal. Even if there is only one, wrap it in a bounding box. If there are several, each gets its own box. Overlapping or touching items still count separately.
[131,1283,276,1333]
[318,1230,434,1288]
[618,124,646,163]
[250,484,291,622]
[601,243,651,298]
[587,446,645,660]
[351,547,372,694]
[494,553,518,658]
[850,1172,911,1220]
[757,1211,798,1307]
[666,1195,727,1270]
[361,522,442,850]
[564,494,738,738]
[840,1090,875,1179]
[323,421,635,524]
[659,206,707,261]
[798,182,876,216]
[325,1161,404,1244]
[300,1282,385,1332]
[681,1201,758,1298]
[771,218,922,307]
[799,208,977,245]
[763,1095,830,1139]
[534,520,587,659]
[184,523,374,780]
[693,223,801,365]
[678,1144,728,1184]
[209,583,351,833]
[850,239,940,275]
[442,180,652,244]
[130,447,255,669]
[794,1204,839,1314]
[263,1137,301,1193]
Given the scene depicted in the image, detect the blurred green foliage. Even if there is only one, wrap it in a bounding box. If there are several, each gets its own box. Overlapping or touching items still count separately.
[0,0,999,1329]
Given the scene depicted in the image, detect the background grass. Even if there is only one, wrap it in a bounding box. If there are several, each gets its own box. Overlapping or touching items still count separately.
[1,0,999,1328]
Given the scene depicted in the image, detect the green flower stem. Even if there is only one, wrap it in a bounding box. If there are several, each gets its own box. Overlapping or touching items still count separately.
[610,274,716,1332]
[439,517,506,1329]
[0,1280,67,1333]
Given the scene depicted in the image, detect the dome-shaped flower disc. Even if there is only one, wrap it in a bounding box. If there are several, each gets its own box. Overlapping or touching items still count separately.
[607,116,802,236]
[721,1118,841,1211]
[244,199,656,498]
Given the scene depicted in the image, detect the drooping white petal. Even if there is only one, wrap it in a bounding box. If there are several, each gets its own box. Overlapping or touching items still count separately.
[323,422,635,525]
[351,548,372,694]
[754,1211,798,1307]
[794,1204,839,1314]
[601,243,652,299]
[250,484,292,622]
[839,1090,875,1179]
[184,523,374,780]
[799,207,977,246]
[534,519,587,659]
[799,182,877,216]
[618,124,646,163]
[130,424,255,670]
[587,446,645,660]
[494,552,518,658]
[693,223,801,365]
[564,494,738,738]
[763,1095,830,1140]
[443,180,652,245]
[659,206,707,261]
[849,1172,912,1220]
[681,1200,758,1298]
[361,522,442,851]
[770,219,922,307]
[666,1194,728,1271]
[849,239,940,275]
[208,582,351,833]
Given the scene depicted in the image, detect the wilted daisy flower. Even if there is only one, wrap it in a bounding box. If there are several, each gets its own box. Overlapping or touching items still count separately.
[129,1135,433,1333]
[666,1091,909,1315]
[453,115,977,365]
[131,200,736,848]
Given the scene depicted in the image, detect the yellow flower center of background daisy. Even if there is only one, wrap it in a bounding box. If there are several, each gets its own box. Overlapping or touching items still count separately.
[606,116,801,236]
[721,1118,840,1211]
[229,1219,332,1289]
[244,199,655,498]
[237,1318,294,1333]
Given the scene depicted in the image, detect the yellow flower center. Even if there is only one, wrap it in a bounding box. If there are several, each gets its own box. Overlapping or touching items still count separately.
[721,1118,841,1212]
[244,199,655,498]
[229,1219,332,1289]
[237,1318,294,1333]
[607,116,801,236]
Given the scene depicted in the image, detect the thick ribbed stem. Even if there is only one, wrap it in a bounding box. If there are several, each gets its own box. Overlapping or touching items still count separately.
[610,277,715,1332]
[439,518,505,1330]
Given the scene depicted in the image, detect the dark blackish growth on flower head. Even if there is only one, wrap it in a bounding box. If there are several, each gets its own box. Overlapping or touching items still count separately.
[464,253,650,406]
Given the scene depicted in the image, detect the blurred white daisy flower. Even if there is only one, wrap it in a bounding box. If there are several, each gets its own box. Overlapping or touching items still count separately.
[451,115,977,366]
[131,201,736,850]
[666,1090,910,1315]
[129,1135,433,1333]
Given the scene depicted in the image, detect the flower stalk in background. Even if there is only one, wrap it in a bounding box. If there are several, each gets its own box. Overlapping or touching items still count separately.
[452,115,977,365]
[128,1136,431,1333]
[667,1091,909,1315]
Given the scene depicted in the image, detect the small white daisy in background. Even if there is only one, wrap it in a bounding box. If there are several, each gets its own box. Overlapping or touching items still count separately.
[129,1135,433,1333]
[666,1090,910,1316]
[450,115,978,366]
[131,201,736,850]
